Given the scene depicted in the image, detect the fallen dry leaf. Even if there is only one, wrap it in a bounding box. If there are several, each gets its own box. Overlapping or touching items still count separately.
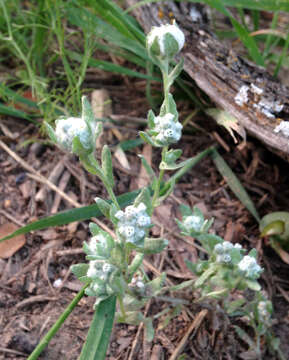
[0,223,26,258]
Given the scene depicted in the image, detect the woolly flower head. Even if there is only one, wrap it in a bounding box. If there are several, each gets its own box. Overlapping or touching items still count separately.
[183,215,203,233]
[153,113,182,146]
[214,242,242,264]
[147,22,185,59]
[55,117,91,151]
[238,255,262,279]
[115,203,151,245]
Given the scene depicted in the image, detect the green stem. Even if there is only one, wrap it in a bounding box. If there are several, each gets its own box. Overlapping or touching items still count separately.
[161,59,170,112]
[152,146,167,209]
[87,153,120,210]
[27,284,88,360]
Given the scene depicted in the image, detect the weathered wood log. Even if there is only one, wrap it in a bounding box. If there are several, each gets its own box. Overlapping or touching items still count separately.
[126,1,289,157]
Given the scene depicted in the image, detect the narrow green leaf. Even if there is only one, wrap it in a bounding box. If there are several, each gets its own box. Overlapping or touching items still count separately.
[101,145,114,188]
[68,51,159,81]
[0,103,35,122]
[210,149,260,222]
[79,296,116,360]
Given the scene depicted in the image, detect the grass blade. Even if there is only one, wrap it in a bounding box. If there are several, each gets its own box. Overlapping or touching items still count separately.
[210,148,260,222]
[68,51,160,81]
[0,188,144,243]
[79,296,116,360]
[126,1,289,13]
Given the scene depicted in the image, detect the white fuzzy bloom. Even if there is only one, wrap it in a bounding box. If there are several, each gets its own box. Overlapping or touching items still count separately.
[184,215,203,232]
[214,243,224,254]
[274,121,289,137]
[116,203,151,245]
[223,241,233,251]
[234,85,249,106]
[154,113,182,145]
[238,255,262,279]
[55,117,91,151]
[222,254,232,263]
[87,261,98,278]
[147,22,185,58]
[234,243,242,250]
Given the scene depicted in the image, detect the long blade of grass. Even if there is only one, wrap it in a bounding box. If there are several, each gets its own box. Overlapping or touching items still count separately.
[79,296,116,360]
[68,51,160,81]
[0,188,143,243]
[89,0,145,43]
[126,0,289,13]
[0,103,37,123]
[67,7,148,60]
[203,0,264,66]
[210,148,260,222]
[0,83,38,109]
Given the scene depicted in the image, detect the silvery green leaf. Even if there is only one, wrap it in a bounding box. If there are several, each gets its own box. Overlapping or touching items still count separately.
[134,187,152,216]
[168,58,184,83]
[147,109,155,128]
[179,204,193,217]
[248,248,258,259]
[146,273,166,296]
[89,222,102,236]
[159,94,179,118]
[110,203,119,225]
[110,245,125,268]
[139,131,156,146]
[169,280,194,292]
[101,145,114,188]
[137,237,168,254]
[71,263,89,282]
[116,310,144,325]
[45,122,57,143]
[128,253,144,278]
[246,280,261,291]
[94,197,111,219]
[226,298,246,315]
[94,121,103,142]
[175,218,188,234]
[164,149,182,164]
[81,95,94,124]
[198,234,223,253]
[194,265,217,287]
[160,159,189,171]
[123,294,146,312]
[144,318,154,342]
[72,135,89,156]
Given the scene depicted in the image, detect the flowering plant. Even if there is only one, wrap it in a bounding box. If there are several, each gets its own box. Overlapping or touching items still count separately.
[27,21,281,360]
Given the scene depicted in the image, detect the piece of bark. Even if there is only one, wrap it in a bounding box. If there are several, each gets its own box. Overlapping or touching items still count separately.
[126,1,289,157]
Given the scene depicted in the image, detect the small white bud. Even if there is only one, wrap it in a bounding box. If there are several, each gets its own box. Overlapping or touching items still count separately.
[223,241,233,251]
[147,22,185,59]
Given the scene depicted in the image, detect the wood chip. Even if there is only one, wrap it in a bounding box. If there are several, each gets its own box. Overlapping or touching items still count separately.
[0,223,26,259]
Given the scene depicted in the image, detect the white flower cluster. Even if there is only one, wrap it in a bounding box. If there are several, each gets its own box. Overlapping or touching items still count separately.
[153,113,182,146]
[238,255,262,279]
[214,241,242,264]
[147,22,185,59]
[55,117,91,151]
[183,214,203,233]
[130,275,145,294]
[87,260,114,281]
[115,203,151,245]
